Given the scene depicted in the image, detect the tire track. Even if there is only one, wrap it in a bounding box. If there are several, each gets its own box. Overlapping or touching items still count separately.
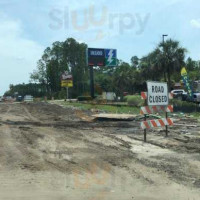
[23,106,39,122]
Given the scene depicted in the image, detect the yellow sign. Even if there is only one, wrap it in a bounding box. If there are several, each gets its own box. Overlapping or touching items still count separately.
[181,67,187,76]
[61,80,73,87]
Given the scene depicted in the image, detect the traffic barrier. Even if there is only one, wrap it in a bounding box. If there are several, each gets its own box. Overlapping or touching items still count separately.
[140,105,173,115]
[140,90,174,142]
[141,118,174,129]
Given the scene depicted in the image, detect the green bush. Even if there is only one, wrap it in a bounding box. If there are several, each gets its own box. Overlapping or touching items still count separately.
[77,96,93,101]
[58,89,66,99]
[172,99,200,113]
[124,95,144,107]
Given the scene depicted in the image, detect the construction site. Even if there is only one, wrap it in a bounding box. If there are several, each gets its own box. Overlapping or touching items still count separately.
[0,101,199,199]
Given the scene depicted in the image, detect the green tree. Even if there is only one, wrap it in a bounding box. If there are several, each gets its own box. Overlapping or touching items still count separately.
[30,38,88,97]
[158,39,187,89]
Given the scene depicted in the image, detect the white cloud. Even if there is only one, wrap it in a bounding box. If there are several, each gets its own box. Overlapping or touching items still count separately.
[0,13,44,95]
[190,19,200,28]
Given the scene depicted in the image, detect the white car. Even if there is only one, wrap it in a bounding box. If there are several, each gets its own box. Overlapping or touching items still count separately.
[171,89,187,95]
[171,89,188,100]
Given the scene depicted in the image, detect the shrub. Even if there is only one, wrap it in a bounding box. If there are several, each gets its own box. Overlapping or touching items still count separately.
[77,96,93,101]
[124,95,144,107]
[58,89,66,99]
[172,99,200,113]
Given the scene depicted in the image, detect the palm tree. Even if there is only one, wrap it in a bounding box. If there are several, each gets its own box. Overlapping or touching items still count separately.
[157,39,187,90]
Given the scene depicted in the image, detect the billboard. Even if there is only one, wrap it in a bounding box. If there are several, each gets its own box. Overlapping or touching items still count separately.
[87,48,117,67]
[105,49,117,66]
[88,48,105,66]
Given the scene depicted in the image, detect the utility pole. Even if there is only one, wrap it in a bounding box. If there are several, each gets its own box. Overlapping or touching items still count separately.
[162,34,169,137]
[162,34,168,82]
[162,34,168,43]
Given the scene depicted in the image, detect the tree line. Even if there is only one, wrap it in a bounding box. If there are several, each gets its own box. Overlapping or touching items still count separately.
[4,37,200,98]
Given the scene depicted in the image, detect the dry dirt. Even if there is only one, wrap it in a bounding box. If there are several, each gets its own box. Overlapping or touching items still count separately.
[0,102,200,200]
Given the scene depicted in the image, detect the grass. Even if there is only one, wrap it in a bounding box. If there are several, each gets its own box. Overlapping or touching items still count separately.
[54,101,140,114]
[51,100,200,119]
[170,112,200,119]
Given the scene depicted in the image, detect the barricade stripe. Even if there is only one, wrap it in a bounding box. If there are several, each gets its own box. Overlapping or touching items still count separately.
[151,120,157,127]
[144,121,150,129]
[141,118,174,129]
[158,119,165,126]
[167,118,173,125]
[140,105,173,114]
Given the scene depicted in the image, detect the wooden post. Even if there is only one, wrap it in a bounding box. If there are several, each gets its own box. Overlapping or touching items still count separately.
[144,114,147,142]
[144,98,147,142]
[165,112,168,137]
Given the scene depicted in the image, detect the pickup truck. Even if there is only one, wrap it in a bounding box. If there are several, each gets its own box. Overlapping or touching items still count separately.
[171,89,188,100]
[193,93,200,103]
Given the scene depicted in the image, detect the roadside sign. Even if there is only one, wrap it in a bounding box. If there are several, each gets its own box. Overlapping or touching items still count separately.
[61,71,73,88]
[105,49,117,66]
[87,47,117,99]
[61,80,73,87]
[147,81,168,106]
[88,48,105,66]
[87,48,117,67]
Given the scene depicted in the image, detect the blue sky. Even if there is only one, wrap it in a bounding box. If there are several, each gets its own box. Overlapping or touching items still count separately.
[0,0,200,95]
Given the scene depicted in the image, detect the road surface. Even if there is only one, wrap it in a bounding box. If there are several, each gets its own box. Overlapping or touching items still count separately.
[0,102,200,199]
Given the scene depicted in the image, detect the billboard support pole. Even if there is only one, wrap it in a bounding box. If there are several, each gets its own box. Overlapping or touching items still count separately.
[90,66,95,99]
[66,87,69,100]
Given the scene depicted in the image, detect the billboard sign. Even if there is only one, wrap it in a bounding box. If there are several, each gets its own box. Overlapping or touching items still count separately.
[105,49,117,66]
[88,48,117,67]
[88,48,105,66]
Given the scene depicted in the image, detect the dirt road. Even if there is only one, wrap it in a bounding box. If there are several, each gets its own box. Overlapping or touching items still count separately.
[0,102,200,200]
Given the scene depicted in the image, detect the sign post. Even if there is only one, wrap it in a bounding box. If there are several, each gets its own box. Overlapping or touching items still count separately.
[140,81,174,142]
[87,48,117,99]
[66,86,69,100]
[61,71,73,100]
[90,66,94,99]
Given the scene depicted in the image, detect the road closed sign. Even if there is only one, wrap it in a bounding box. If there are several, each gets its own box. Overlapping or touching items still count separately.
[147,81,169,106]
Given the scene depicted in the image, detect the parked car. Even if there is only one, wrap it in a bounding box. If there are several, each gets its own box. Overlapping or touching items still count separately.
[16,96,23,102]
[0,96,2,102]
[193,93,200,103]
[24,95,33,102]
[171,89,187,95]
[171,89,187,100]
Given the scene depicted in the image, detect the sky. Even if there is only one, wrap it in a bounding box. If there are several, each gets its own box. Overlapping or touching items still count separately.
[0,0,200,95]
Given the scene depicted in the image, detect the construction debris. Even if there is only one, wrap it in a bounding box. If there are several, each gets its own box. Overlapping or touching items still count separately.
[92,113,137,121]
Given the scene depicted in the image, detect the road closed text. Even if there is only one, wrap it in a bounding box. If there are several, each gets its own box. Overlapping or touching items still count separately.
[147,82,168,106]
[149,95,168,104]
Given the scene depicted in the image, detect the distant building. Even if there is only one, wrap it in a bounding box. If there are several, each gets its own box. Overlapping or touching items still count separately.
[173,82,182,89]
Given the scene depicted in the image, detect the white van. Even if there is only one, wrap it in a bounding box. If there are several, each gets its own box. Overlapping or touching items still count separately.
[24,95,33,102]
